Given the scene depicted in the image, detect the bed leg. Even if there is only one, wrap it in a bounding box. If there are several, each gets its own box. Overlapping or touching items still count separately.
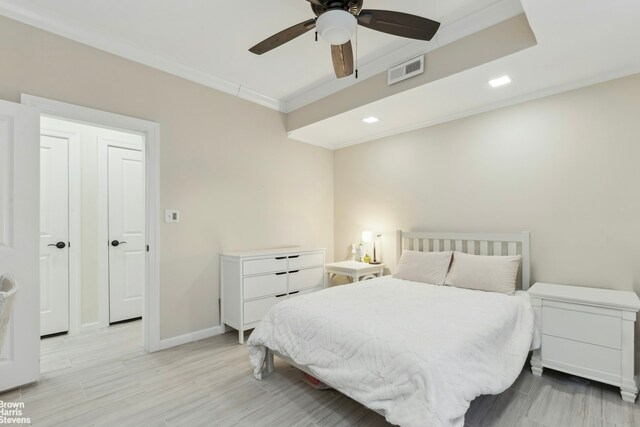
[531,349,543,376]
[265,348,274,375]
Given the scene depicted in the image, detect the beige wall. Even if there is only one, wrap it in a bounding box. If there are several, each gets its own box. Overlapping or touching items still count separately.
[0,16,334,340]
[334,73,640,361]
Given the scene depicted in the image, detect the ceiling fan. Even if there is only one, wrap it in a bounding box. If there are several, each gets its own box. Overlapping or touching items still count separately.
[249,0,441,79]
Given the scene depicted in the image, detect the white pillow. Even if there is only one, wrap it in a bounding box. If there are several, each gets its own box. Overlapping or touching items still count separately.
[445,251,521,294]
[393,250,452,285]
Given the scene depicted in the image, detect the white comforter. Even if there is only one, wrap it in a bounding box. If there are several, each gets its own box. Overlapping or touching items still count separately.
[247,276,536,427]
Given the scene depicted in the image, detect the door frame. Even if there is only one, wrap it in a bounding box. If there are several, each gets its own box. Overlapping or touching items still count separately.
[22,94,162,352]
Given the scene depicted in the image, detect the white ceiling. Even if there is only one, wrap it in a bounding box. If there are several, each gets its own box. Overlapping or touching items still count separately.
[0,0,521,110]
[289,0,640,148]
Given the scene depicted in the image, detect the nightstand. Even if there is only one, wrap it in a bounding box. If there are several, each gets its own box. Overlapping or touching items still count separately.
[325,261,385,285]
[528,282,640,402]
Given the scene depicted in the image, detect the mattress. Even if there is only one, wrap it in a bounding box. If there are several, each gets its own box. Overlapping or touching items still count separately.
[247,276,536,427]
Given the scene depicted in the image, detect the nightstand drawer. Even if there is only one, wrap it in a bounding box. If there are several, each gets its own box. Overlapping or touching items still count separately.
[289,267,324,291]
[244,295,287,324]
[243,273,287,300]
[542,306,621,349]
[541,335,621,379]
[243,257,287,276]
[288,253,324,270]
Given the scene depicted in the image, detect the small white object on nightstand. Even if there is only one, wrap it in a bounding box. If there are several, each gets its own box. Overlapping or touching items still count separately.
[528,282,640,403]
[325,260,385,285]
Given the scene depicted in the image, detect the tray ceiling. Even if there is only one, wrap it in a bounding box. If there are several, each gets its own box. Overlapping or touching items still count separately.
[0,0,522,110]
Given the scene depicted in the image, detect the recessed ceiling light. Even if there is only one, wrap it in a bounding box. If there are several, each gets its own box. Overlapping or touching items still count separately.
[489,75,512,88]
[362,116,379,124]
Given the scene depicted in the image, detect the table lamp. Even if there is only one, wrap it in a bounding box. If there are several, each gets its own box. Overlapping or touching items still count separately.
[362,230,381,264]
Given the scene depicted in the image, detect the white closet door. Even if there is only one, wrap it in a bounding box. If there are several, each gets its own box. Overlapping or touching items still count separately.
[39,135,70,336]
[0,100,40,392]
[108,147,145,323]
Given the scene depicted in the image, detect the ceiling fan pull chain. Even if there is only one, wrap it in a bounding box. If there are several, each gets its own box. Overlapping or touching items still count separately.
[315,31,318,42]
[355,25,359,79]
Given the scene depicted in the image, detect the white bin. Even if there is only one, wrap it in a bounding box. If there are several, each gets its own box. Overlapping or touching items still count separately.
[0,275,18,351]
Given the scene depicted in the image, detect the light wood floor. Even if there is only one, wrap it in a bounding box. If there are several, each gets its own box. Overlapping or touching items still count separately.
[1,321,638,426]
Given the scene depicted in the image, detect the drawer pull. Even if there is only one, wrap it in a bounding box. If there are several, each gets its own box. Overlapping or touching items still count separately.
[275,256,287,260]
[289,291,300,295]
[275,272,287,276]
[288,255,300,259]
[275,293,287,298]
[289,270,299,274]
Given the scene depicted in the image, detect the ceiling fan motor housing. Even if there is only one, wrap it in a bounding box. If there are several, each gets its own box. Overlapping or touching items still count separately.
[311,1,363,17]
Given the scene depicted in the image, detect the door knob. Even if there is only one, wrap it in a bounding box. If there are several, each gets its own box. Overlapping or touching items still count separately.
[48,241,66,249]
[111,240,128,247]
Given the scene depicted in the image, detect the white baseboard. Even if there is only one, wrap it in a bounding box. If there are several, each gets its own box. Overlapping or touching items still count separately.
[158,326,222,351]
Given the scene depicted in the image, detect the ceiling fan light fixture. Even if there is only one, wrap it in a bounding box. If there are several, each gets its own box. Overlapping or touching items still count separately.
[316,10,357,45]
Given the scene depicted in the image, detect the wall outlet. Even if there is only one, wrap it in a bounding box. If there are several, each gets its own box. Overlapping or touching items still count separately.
[165,210,180,223]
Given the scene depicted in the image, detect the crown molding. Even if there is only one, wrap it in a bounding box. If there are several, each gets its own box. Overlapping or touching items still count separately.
[237,86,285,111]
[0,0,283,111]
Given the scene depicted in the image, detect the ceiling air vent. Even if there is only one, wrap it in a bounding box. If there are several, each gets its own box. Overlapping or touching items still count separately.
[388,56,425,86]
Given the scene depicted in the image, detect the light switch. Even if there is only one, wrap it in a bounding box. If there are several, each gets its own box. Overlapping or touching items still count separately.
[165,210,180,223]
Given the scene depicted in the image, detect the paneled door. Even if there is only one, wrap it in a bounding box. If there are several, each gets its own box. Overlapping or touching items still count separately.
[108,147,145,323]
[39,134,69,336]
[0,100,40,392]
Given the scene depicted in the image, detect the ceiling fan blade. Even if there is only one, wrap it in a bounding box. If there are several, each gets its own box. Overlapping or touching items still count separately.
[249,19,316,55]
[306,0,324,5]
[357,9,441,41]
[331,41,354,79]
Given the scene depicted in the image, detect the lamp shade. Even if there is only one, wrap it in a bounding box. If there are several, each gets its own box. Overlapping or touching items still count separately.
[361,230,373,243]
[316,10,357,45]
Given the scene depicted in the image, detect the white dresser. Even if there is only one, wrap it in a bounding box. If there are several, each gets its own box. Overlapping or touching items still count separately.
[529,282,640,402]
[220,247,325,343]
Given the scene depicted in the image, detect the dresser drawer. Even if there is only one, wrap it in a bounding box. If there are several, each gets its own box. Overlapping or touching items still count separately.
[244,295,287,324]
[289,267,324,292]
[243,273,287,300]
[541,334,621,379]
[288,253,324,271]
[542,306,621,349]
[243,257,287,276]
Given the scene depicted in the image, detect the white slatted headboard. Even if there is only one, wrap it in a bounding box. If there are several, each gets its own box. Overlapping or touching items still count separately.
[396,230,531,290]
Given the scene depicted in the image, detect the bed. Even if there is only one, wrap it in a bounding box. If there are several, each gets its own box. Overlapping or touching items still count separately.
[247,231,538,427]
